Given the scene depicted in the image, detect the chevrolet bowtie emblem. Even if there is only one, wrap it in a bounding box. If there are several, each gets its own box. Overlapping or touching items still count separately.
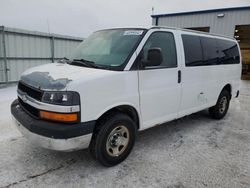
[21,94,27,102]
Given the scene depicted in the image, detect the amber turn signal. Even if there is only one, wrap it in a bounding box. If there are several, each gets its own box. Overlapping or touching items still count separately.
[39,111,78,122]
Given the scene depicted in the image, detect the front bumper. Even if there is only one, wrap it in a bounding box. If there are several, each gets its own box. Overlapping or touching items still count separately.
[11,99,95,151]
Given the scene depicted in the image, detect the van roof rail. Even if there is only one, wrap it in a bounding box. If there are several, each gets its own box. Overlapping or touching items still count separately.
[150,26,235,40]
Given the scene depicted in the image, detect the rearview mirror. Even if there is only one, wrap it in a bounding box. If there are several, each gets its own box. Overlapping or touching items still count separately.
[144,48,163,67]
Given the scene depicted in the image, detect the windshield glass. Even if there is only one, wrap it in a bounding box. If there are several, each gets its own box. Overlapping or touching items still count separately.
[66,29,146,70]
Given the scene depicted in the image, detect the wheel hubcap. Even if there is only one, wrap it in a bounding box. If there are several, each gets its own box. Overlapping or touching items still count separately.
[106,125,129,157]
[219,96,227,114]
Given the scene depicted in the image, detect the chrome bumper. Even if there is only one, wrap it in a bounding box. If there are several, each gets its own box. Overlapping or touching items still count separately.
[12,116,92,152]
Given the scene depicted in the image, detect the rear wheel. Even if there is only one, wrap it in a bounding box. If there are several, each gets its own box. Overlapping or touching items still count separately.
[209,90,230,119]
[89,113,136,167]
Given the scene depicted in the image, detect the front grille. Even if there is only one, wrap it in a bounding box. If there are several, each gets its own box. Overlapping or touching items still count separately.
[18,81,43,101]
[18,97,39,118]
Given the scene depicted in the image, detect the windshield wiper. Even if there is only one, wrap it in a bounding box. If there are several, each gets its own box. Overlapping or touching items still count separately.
[71,58,108,69]
[59,57,71,64]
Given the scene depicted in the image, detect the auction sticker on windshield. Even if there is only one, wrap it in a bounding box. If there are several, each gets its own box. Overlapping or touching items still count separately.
[124,30,143,35]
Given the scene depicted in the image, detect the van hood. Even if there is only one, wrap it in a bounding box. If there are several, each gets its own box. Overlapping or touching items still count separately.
[20,62,111,90]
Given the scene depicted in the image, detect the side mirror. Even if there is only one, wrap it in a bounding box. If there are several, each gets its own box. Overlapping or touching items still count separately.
[145,48,163,67]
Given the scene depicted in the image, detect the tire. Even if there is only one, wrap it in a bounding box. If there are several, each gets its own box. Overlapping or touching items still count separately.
[89,112,136,167]
[209,90,230,119]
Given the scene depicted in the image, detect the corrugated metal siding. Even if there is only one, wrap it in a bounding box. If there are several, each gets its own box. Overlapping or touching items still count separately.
[0,26,83,83]
[7,60,49,82]
[54,39,80,58]
[5,33,51,58]
[0,27,7,83]
[0,28,4,82]
[153,9,250,37]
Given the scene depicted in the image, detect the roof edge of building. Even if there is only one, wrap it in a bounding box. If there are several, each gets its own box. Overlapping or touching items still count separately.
[1,26,84,41]
[151,6,250,18]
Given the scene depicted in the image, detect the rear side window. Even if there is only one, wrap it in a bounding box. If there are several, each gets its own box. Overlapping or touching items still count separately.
[217,39,240,64]
[182,35,203,66]
[200,37,219,65]
[182,34,240,66]
[201,37,240,65]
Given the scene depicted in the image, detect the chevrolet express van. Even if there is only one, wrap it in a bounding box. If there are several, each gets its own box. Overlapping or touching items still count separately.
[11,27,241,166]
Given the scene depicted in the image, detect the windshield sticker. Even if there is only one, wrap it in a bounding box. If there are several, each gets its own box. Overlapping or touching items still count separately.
[124,30,143,36]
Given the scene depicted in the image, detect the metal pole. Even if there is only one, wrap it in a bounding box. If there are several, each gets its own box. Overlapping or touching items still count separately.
[0,26,3,84]
[1,26,8,83]
[51,36,55,62]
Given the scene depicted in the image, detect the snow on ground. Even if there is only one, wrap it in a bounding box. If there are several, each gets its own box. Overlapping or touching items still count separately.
[0,81,249,188]
[0,85,17,102]
[0,85,21,142]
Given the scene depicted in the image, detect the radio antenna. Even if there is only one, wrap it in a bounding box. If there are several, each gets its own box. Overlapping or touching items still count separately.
[47,19,51,34]
[152,7,154,15]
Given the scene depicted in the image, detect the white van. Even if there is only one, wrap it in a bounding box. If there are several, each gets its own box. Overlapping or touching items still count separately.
[11,27,241,166]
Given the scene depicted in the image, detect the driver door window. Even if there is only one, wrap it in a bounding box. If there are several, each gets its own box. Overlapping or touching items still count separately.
[142,32,177,68]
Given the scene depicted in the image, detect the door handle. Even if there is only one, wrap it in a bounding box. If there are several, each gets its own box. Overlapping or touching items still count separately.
[178,70,181,83]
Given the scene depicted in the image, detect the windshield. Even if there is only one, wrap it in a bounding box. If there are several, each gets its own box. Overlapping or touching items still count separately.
[66,29,146,70]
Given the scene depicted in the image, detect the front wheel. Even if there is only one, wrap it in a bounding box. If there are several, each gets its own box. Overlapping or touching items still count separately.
[90,113,136,167]
[209,90,230,119]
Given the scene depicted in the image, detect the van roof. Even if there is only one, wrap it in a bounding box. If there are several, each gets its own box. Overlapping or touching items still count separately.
[149,26,235,40]
[96,27,235,41]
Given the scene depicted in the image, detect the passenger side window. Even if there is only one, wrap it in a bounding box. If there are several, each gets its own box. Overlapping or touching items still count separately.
[200,37,219,65]
[182,35,203,66]
[182,34,240,66]
[142,32,177,68]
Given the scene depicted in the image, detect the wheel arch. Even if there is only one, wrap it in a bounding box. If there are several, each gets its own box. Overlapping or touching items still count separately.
[95,104,140,130]
[221,83,232,99]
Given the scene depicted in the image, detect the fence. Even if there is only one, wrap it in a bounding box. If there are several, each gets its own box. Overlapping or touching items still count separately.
[0,26,83,84]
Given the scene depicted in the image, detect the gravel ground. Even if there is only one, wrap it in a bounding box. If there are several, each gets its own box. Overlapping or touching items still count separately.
[0,81,249,188]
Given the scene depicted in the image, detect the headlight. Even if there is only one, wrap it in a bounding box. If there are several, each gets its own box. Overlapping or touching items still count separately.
[40,91,80,123]
[41,91,80,106]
